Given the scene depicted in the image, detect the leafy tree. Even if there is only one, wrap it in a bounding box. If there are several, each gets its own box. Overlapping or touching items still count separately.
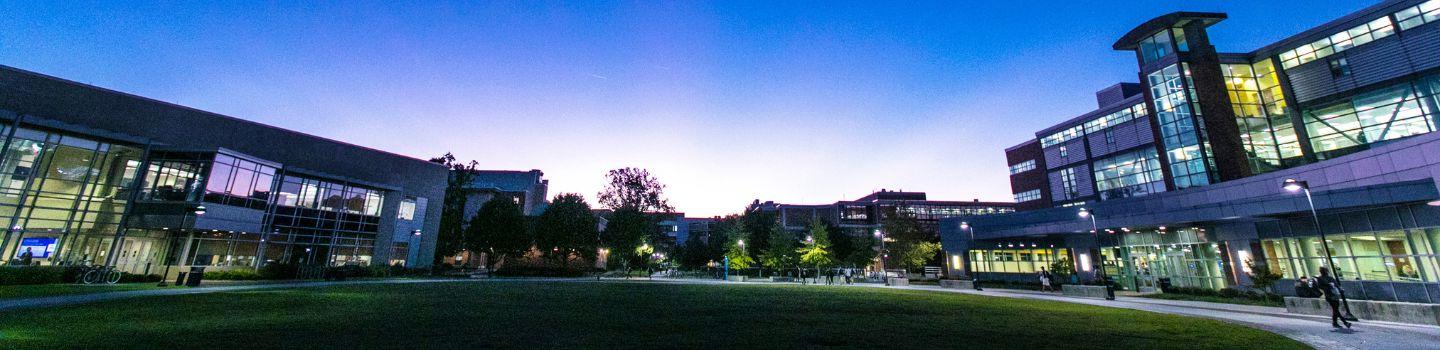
[842,232,878,268]
[1247,260,1284,294]
[429,152,477,266]
[601,208,651,272]
[1048,257,1075,284]
[597,168,674,212]
[534,193,599,269]
[797,219,834,271]
[882,208,941,271]
[739,204,778,257]
[467,195,530,273]
[759,222,796,275]
[722,224,754,270]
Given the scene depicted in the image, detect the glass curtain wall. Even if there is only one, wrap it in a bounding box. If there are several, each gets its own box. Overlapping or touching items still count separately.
[0,126,143,267]
[268,174,383,267]
[1101,228,1228,290]
[1302,73,1440,159]
[1092,148,1165,200]
[1223,62,1306,173]
[1149,63,1218,189]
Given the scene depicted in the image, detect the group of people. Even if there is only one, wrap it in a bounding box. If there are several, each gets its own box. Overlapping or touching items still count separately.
[819,268,856,285]
[1294,267,1354,329]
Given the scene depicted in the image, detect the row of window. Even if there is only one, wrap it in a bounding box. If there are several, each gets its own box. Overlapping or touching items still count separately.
[1040,124,1085,148]
[1278,17,1394,69]
[1013,189,1041,203]
[968,248,1070,274]
[1008,159,1035,175]
[1397,0,1440,30]
[1083,103,1149,134]
[204,153,278,210]
[274,175,384,216]
[1260,228,1440,283]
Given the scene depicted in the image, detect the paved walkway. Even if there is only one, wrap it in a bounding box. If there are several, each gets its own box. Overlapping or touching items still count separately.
[3,277,1437,349]
[853,282,1440,350]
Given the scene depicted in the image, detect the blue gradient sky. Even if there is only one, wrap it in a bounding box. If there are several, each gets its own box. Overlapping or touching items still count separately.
[0,1,1374,216]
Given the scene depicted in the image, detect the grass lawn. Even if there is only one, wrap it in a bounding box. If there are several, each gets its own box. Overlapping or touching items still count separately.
[1137,292,1285,307]
[0,283,164,300]
[0,281,1307,349]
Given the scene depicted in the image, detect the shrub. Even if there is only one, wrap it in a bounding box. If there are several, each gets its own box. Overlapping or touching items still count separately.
[259,263,299,280]
[203,268,265,280]
[119,273,163,283]
[0,266,71,285]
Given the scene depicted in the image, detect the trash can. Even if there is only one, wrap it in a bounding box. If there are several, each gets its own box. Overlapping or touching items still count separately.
[1157,277,1173,292]
[185,266,206,287]
[175,272,187,286]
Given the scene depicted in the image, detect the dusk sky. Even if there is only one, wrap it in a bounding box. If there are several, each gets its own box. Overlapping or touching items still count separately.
[1,1,1373,216]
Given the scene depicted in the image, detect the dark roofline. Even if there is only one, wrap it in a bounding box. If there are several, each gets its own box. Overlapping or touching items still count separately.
[0,64,445,170]
[1112,12,1227,50]
[1004,139,1039,152]
[1035,93,1147,136]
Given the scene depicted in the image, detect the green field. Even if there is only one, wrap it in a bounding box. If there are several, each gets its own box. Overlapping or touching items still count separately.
[0,281,1307,349]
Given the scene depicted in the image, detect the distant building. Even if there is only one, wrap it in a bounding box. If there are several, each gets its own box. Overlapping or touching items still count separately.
[460,169,549,219]
[756,190,1015,236]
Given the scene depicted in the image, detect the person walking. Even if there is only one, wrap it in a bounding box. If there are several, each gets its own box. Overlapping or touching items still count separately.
[825,269,835,285]
[18,247,34,266]
[1039,267,1054,292]
[1316,267,1352,329]
[843,268,853,285]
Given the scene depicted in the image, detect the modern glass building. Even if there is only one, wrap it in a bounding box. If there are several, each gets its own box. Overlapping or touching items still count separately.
[949,0,1440,303]
[0,65,447,276]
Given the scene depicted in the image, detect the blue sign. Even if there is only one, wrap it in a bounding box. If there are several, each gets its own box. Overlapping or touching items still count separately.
[16,237,56,259]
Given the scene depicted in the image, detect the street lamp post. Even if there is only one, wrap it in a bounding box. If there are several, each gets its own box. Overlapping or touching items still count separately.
[158,204,205,287]
[874,230,888,286]
[1283,179,1356,320]
[1077,208,1114,300]
[960,221,982,291]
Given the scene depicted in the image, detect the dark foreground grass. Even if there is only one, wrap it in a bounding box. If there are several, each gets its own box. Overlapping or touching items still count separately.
[0,281,1308,349]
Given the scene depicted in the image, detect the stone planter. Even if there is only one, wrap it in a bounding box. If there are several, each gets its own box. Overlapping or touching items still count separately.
[887,277,910,286]
[1062,285,1110,299]
[1285,297,1440,326]
[725,275,747,282]
[769,277,795,283]
[939,279,975,289]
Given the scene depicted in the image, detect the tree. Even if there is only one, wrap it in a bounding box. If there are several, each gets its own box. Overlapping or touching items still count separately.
[759,222,796,275]
[597,168,674,212]
[841,232,878,268]
[1247,260,1284,295]
[722,224,754,270]
[882,207,941,271]
[739,204,778,257]
[467,195,530,273]
[797,219,834,273]
[534,193,599,269]
[429,152,477,267]
[601,208,651,272]
[1048,257,1075,285]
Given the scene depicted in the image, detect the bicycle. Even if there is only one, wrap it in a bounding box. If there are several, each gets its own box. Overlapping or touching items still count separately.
[79,265,123,285]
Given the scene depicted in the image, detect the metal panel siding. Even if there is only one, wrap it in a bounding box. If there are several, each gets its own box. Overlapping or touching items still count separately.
[1346,36,1412,88]
[1286,60,1339,103]
[1088,120,1154,158]
[1043,137,1089,169]
[1403,23,1440,72]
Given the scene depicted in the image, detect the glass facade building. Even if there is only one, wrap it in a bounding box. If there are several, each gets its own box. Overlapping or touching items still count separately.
[0,64,448,275]
[967,1,1440,303]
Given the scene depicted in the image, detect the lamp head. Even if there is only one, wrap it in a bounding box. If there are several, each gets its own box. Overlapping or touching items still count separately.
[194,205,207,215]
[1282,178,1307,192]
[1077,208,1090,218]
[959,221,969,230]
